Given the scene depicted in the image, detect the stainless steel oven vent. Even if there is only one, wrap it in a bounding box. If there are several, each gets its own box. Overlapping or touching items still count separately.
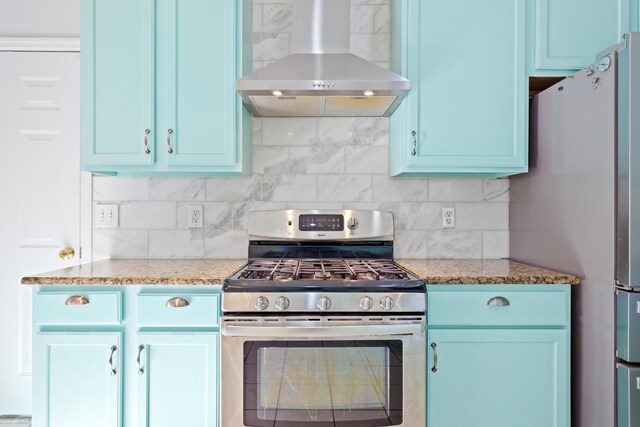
[236,0,410,117]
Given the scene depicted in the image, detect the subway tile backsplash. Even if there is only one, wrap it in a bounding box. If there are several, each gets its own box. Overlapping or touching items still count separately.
[91,0,510,260]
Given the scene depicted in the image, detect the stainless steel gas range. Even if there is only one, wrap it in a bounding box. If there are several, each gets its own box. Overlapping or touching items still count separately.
[221,210,426,427]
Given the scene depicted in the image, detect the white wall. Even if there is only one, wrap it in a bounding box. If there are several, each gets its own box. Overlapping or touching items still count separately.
[0,0,80,38]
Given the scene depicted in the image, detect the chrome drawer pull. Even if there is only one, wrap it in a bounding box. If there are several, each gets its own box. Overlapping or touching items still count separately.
[166,297,190,308]
[487,296,510,307]
[167,129,174,154]
[65,295,89,306]
[108,345,117,376]
[143,128,151,154]
[411,131,417,156]
[137,345,145,375]
[636,377,640,391]
[431,342,438,373]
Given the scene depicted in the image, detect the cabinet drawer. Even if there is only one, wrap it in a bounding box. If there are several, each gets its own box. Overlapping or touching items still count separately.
[137,293,219,328]
[428,290,569,326]
[617,291,640,363]
[617,363,640,427]
[34,290,122,326]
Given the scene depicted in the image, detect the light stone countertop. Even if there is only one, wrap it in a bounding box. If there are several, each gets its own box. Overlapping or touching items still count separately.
[22,258,579,286]
[395,259,580,285]
[21,259,246,285]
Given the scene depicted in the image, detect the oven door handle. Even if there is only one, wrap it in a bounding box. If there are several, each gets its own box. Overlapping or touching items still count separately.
[221,323,423,338]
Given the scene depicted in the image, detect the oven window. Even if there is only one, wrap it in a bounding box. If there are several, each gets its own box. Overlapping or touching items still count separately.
[243,341,403,427]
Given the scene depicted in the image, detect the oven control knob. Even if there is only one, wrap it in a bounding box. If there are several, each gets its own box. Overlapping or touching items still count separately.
[359,296,373,311]
[380,296,395,311]
[275,296,290,311]
[347,217,359,230]
[317,296,331,311]
[254,296,269,311]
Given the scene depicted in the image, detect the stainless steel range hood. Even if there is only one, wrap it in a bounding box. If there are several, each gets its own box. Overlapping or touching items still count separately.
[236,0,410,117]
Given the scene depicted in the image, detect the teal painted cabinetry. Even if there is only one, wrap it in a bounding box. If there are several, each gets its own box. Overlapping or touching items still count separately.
[33,333,123,427]
[427,329,568,427]
[32,286,221,427]
[137,333,218,427]
[81,0,251,176]
[81,0,155,168]
[426,285,571,427]
[390,0,528,177]
[531,0,637,75]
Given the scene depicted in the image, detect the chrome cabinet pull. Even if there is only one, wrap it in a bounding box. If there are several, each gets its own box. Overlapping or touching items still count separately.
[65,295,89,306]
[166,297,190,308]
[411,131,417,156]
[108,345,117,376]
[167,129,174,154]
[431,342,438,372]
[487,296,511,307]
[637,377,640,390]
[137,344,145,375]
[636,301,640,314]
[144,128,151,154]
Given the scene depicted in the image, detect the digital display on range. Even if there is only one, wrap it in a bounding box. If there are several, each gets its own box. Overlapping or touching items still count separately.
[299,214,344,231]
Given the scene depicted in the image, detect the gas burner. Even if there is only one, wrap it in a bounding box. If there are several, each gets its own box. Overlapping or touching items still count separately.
[223,209,426,311]
[238,258,411,282]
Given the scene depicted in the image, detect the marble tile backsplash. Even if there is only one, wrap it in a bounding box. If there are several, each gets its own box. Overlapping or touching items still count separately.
[91,0,510,260]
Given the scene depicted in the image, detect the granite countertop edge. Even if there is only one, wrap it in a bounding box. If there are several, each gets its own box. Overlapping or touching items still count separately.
[21,258,580,286]
[396,259,580,285]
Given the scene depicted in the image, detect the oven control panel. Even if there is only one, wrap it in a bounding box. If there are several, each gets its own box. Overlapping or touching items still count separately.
[222,292,426,313]
[298,214,344,231]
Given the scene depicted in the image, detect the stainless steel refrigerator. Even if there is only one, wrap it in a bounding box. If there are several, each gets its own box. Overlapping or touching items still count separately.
[511,33,640,427]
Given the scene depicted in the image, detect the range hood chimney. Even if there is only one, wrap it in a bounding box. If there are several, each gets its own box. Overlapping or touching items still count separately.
[236,0,410,117]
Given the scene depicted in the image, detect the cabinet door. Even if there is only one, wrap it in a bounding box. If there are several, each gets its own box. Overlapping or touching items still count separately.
[427,329,569,427]
[157,0,239,169]
[534,0,634,71]
[81,0,155,168]
[137,333,218,427]
[33,333,122,427]
[390,0,528,177]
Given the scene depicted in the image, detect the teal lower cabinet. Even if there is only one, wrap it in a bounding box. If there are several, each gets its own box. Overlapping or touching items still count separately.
[427,329,568,427]
[32,286,221,427]
[136,333,219,427]
[33,332,123,427]
[426,285,571,427]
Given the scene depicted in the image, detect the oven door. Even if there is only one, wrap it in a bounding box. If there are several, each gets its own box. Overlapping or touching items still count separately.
[221,316,426,427]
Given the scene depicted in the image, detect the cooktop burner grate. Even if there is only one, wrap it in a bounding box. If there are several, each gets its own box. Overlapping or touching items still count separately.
[237,258,411,282]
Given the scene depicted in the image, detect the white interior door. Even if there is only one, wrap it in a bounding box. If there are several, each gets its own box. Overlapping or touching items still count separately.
[0,51,81,415]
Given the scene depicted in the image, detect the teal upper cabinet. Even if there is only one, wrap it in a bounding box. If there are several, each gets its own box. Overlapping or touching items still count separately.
[33,332,123,427]
[81,0,155,168]
[427,329,569,427]
[81,0,252,176]
[531,0,637,75]
[157,0,244,169]
[390,0,528,177]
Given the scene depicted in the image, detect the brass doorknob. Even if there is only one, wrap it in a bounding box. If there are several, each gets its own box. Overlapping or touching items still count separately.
[58,247,75,260]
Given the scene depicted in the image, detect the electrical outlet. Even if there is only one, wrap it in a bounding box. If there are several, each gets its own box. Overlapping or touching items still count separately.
[189,205,204,228]
[442,207,455,229]
[96,204,119,228]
